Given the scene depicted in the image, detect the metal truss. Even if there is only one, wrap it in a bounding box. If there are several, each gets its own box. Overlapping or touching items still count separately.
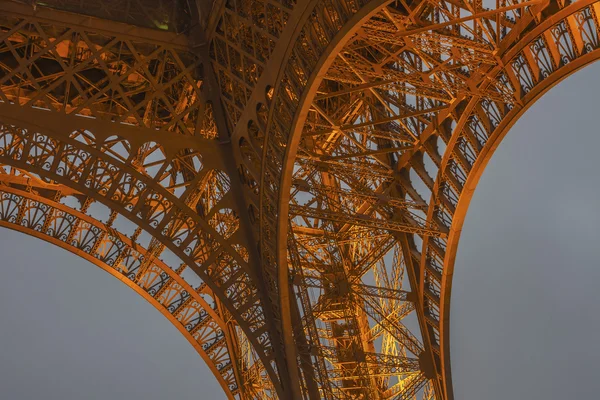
[0,168,239,396]
[1,0,600,399]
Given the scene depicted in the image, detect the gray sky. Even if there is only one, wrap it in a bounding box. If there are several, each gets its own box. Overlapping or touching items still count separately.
[451,62,600,398]
[0,63,599,399]
[0,231,221,399]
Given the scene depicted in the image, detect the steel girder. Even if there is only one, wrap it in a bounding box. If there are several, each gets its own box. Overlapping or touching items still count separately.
[1,0,600,399]
[0,2,288,397]
[213,0,600,398]
[0,171,240,397]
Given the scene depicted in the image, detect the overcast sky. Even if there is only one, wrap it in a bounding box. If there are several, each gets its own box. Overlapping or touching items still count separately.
[0,63,599,399]
[451,62,600,399]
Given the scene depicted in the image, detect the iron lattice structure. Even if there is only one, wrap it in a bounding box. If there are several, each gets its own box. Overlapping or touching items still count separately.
[0,0,597,398]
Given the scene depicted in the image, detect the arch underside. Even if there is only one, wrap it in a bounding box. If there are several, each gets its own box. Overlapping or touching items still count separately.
[0,167,239,398]
[1,0,600,399]
[273,0,600,399]
[0,4,286,398]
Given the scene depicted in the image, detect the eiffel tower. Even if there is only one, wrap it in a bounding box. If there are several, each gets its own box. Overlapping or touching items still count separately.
[0,0,597,398]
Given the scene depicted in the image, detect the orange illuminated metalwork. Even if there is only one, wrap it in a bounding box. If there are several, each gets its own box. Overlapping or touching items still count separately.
[0,0,597,398]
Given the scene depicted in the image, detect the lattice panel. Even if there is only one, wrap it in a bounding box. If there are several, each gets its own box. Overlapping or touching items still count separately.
[275,1,600,399]
[0,172,240,397]
[0,13,204,135]
[0,3,284,394]
[209,0,294,128]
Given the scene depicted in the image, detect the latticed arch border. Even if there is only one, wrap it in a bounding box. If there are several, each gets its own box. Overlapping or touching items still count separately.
[0,3,289,396]
[0,111,277,398]
[0,181,239,398]
[436,3,600,397]
[274,0,600,398]
[436,55,600,399]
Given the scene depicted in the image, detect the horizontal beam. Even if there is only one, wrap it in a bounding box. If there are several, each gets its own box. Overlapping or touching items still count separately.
[290,205,446,238]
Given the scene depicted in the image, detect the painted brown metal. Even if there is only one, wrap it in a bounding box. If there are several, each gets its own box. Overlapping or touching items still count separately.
[0,0,599,398]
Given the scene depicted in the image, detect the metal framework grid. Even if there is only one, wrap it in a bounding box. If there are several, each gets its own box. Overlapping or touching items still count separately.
[0,0,598,398]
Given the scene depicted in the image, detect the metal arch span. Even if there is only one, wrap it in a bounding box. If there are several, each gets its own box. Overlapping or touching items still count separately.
[275,0,600,399]
[435,2,600,397]
[0,171,239,398]
[0,3,288,397]
[1,0,600,399]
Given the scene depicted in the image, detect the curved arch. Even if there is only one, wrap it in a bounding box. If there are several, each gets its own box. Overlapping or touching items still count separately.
[0,110,279,395]
[275,0,600,398]
[0,6,286,394]
[0,178,238,398]
[434,3,600,398]
[4,0,600,398]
